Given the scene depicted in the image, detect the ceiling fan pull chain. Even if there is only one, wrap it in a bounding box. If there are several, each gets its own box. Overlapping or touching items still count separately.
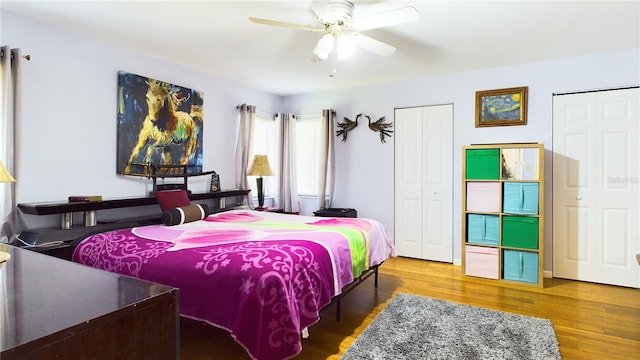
[330,48,337,77]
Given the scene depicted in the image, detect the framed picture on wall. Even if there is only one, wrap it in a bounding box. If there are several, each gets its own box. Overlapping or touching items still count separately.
[475,86,528,127]
[117,71,205,176]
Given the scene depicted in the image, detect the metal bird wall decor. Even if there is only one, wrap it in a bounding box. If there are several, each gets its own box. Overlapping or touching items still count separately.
[336,113,361,142]
[336,113,393,143]
[366,114,394,143]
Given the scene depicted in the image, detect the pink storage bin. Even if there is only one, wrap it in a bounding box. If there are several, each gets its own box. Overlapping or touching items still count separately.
[466,182,501,212]
[465,245,499,279]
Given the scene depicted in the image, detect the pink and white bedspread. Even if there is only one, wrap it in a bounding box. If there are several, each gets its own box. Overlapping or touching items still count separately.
[72,210,395,360]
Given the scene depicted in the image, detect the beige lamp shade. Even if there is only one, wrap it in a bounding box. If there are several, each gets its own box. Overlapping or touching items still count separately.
[0,161,15,183]
[247,155,274,177]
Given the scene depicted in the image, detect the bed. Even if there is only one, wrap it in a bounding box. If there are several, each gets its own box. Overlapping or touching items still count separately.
[72,208,395,360]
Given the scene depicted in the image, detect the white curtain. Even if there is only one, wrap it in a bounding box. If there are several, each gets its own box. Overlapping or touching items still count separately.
[234,104,256,205]
[278,113,299,213]
[0,46,18,243]
[318,109,336,209]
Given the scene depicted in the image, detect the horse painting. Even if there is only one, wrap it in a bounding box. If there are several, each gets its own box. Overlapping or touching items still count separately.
[117,72,203,176]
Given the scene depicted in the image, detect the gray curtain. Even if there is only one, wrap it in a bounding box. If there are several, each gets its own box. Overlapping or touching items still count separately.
[0,46,19,243]
[234,104,256,205]
[318,109,336,209]
[278,113,299,213]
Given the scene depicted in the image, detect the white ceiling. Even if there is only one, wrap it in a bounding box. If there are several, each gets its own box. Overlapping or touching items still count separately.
[2,0,639,96]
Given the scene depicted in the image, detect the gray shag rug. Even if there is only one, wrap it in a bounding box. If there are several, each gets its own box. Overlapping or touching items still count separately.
[341,293,561,360]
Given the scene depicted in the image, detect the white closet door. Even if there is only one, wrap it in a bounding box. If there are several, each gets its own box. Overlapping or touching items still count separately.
[553,88,639,288]
[395,107,424,258]
[395,105,453,262]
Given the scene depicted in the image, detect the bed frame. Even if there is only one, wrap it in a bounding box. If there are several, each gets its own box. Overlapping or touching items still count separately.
[331,264,380,321]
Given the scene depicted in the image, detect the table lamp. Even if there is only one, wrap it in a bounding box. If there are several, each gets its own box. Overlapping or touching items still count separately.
[0,161,14,183]
[247,155,273,210]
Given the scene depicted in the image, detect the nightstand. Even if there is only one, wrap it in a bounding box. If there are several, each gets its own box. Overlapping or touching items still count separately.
[254,207,299,214]
[313,208,357,218]
[15,228,89,260]
[27,241,73,260]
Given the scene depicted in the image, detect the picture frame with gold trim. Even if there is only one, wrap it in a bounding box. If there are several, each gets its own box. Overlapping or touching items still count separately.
[475,86,528,127]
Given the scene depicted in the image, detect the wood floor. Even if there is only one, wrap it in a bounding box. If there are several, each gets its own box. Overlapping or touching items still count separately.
[180,256,640,359]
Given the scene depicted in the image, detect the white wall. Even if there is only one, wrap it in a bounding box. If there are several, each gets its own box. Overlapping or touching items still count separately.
[3,9,640,273]
[2,10,282,228]
[285,48,640,271]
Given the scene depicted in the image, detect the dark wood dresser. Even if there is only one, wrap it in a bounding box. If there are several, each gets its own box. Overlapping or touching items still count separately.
[0,244,179,360]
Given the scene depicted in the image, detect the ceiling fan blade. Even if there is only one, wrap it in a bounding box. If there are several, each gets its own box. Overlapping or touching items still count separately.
[350,6,419,31]
[349,33,396,57]
[249,17,325,32]
[311,1,337,24]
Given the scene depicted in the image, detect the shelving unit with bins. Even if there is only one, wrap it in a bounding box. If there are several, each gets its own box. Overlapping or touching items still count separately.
[462,143,544,287]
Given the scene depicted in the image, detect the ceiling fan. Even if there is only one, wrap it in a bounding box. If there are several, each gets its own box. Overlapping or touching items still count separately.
[249,1,419,63]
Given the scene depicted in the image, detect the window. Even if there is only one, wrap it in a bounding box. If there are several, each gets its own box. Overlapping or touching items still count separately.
[249,116,280,202]
[250,113,322,202]
[295,117,321,196]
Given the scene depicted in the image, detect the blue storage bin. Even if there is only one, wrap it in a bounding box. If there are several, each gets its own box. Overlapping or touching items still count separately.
[503,182,539,214]
[467,214,499,245]
[503,250,539,284]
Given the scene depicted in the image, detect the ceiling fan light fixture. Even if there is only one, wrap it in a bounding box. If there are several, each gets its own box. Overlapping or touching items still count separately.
[337,33,356,60]
[313,33,334,60]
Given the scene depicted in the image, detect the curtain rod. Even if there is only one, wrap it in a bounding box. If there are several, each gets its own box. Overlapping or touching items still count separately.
[235,104,276,118]
[295,113,321,120]
[257,109,275,118]
[235,104,321,120]
[275,113,322,121]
